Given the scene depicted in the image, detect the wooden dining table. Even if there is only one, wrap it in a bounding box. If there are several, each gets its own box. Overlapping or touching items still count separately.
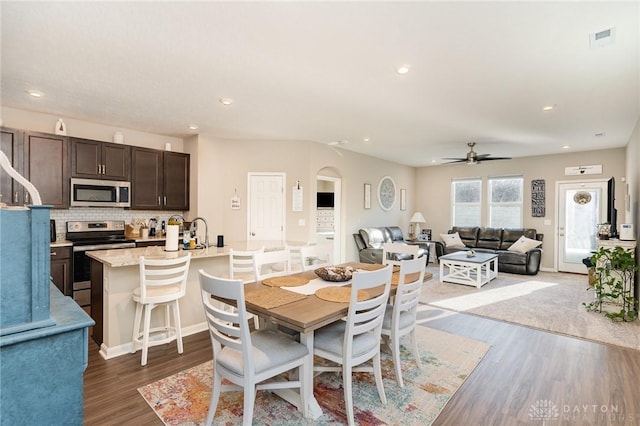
[241,262,389,419]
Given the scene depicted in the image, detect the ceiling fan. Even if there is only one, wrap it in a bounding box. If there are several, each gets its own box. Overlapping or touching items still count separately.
[443,142,512,165]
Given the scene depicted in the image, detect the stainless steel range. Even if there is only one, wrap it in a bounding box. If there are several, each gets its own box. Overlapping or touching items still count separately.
[66,221,136,314]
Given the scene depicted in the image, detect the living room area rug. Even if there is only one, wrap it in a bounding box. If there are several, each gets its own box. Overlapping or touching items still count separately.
[419,266,640,351]
[138,326,490,425]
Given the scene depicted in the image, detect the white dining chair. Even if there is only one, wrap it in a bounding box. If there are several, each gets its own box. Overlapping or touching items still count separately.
[381,255,427,387]
[382,242,420,267]
[299,243,333,271]
[253,248,291,281]
[131,253,191,366]
[228,248,264,329]
[198,270,309,426]
[313,265,393,426]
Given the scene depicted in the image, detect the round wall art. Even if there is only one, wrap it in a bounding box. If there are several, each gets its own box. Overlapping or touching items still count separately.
[377,176,396,211]
[573,191,592,205]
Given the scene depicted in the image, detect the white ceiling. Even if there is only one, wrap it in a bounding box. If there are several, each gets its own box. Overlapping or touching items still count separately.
[1,1,638,167]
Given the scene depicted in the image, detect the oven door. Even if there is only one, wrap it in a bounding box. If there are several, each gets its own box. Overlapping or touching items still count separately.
[72,242,136,312]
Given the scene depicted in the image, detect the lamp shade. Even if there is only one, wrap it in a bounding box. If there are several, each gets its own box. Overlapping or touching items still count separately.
[410,212,426,223]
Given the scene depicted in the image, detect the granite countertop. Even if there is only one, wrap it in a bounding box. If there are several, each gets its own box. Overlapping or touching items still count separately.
[87,240,303,267]
[50,240,72,248]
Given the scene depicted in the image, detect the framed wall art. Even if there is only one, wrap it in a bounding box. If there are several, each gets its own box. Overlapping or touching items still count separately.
[400,188,406,211]
[364,183,371,209]
[531,179,545,217]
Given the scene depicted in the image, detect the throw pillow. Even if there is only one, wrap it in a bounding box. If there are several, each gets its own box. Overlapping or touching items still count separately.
[363,228,385,249]
[508,235,542,253]
[440,232,465,248]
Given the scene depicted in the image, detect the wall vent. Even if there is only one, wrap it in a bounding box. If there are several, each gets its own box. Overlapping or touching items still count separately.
[590,27,616,48]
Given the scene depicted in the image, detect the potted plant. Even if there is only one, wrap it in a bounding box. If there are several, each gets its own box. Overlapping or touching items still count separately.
[584,246,638,321]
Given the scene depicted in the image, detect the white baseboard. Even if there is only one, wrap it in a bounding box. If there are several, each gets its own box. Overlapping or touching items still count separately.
[98,322,208,360]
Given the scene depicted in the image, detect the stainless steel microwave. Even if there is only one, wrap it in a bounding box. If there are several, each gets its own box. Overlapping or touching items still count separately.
[70,178,131,208]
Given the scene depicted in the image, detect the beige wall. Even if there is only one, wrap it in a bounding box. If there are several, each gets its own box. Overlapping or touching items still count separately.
[187,134,416,262]
[1,107,182,151]
[626,118,639,232]
[416,148,627,271]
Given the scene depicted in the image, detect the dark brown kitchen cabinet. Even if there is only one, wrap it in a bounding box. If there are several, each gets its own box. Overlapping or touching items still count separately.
[50,246,72,296]
[0,127,22,205]
[1,128,69,208]
[131,147,189,210]
[71,137,130,180]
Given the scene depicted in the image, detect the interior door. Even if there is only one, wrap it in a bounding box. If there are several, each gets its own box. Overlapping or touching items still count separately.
[557,181,608,273]
[248,173,285,241]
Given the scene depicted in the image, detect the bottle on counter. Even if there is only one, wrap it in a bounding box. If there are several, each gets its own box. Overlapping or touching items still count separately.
[160,220,166,237]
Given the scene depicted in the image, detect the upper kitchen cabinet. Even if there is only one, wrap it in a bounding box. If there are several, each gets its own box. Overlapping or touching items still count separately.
[0,127,23,206]
[71,137,130,181]
[23,131,70,207]
[131,147,189,210]
[1,128,69,208]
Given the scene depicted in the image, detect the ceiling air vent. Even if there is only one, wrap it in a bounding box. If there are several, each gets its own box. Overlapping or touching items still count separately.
[590,27,616,48]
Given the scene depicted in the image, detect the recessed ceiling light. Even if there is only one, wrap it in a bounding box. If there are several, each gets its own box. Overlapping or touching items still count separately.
[542,105,555,111]
[431,159,438,163]
[595,132,605,137]
[396,65,410,75]
[328,140,348,146]
[188,124,199,131]
[363,137,370,143]
[219,98,233,106]
[562,145,571,149]
[26,90,44,98]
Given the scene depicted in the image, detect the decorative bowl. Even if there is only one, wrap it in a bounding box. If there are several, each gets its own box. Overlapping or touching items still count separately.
[314,266,355,282]
[466,250,476,257]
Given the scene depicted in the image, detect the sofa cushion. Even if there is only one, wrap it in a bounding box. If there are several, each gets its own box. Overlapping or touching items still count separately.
[440,232,465,248]
[500,228,538,249]
[476,228,503,249]
[508,235,542,253]
[450,227,479,247]
[360,228,385,249]
[497,250,528,265]
[385,226,405,242]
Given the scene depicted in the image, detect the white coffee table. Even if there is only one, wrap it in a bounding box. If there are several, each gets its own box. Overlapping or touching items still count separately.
[439,251,498,288]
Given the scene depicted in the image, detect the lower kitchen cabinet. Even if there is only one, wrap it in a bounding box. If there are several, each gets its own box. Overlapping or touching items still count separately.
[50,246,72,296]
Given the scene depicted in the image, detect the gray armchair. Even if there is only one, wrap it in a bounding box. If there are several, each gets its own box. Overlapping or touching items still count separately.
[353,226,429,264]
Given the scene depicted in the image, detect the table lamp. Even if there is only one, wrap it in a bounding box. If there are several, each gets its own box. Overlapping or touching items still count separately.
[409,212,426,239]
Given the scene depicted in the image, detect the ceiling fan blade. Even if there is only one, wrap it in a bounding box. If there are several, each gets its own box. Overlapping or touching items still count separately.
[443,159,469,163]
[442,157,466,160]
[474,154,491,160]
[483,157,512,161]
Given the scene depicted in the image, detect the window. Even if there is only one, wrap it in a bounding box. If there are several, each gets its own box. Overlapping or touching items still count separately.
[451,178,481,226]
[489,176,523,228]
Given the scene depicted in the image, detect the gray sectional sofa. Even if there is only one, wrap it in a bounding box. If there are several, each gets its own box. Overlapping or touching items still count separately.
[434,226,543,275]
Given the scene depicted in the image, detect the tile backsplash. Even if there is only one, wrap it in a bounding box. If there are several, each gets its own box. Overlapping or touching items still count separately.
[50,208,184,237]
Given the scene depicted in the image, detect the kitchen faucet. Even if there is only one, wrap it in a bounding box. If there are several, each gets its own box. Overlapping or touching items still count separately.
[189,217,209,248]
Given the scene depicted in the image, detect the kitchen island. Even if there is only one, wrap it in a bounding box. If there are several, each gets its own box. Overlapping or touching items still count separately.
[87,241,298,359]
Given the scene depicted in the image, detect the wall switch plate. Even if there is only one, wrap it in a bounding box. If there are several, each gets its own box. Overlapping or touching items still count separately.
[544,219,552,226]
[298,219,305,226]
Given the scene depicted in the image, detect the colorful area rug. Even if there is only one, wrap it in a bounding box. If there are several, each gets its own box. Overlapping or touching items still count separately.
[418,266,640,350]
[138,326,490,425]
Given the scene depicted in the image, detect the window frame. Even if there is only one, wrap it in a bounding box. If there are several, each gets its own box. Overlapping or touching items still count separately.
[487,175,524,228]
[451,177,482,227]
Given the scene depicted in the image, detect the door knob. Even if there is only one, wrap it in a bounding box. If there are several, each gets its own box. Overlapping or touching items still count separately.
[251,232,256,236]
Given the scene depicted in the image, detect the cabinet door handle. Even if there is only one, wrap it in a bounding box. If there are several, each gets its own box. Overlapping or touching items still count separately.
[14,191,19,203]
[25,191,30,204]
[158,196,161,206]
[164,196,167,206]
[50,251,57,256]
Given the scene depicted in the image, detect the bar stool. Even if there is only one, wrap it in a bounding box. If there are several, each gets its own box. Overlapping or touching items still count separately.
[131,253,191,366]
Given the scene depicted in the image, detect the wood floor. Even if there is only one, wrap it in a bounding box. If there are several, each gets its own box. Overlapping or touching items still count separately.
[83,308,640,425]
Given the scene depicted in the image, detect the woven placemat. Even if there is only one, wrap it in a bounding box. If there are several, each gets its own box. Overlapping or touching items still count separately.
[315,287,369,303]
[262,275,310,287]
[245,287,307,309]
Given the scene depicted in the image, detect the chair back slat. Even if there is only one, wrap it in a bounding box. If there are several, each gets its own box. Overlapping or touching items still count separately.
[395,256,427,317]
[253,248,291,281]
[229,247,264,283]
[382,242,420,267]
[344,266,392,349]
[299,243,333,271]
[198,270,251,355]
[138,254,191,301]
